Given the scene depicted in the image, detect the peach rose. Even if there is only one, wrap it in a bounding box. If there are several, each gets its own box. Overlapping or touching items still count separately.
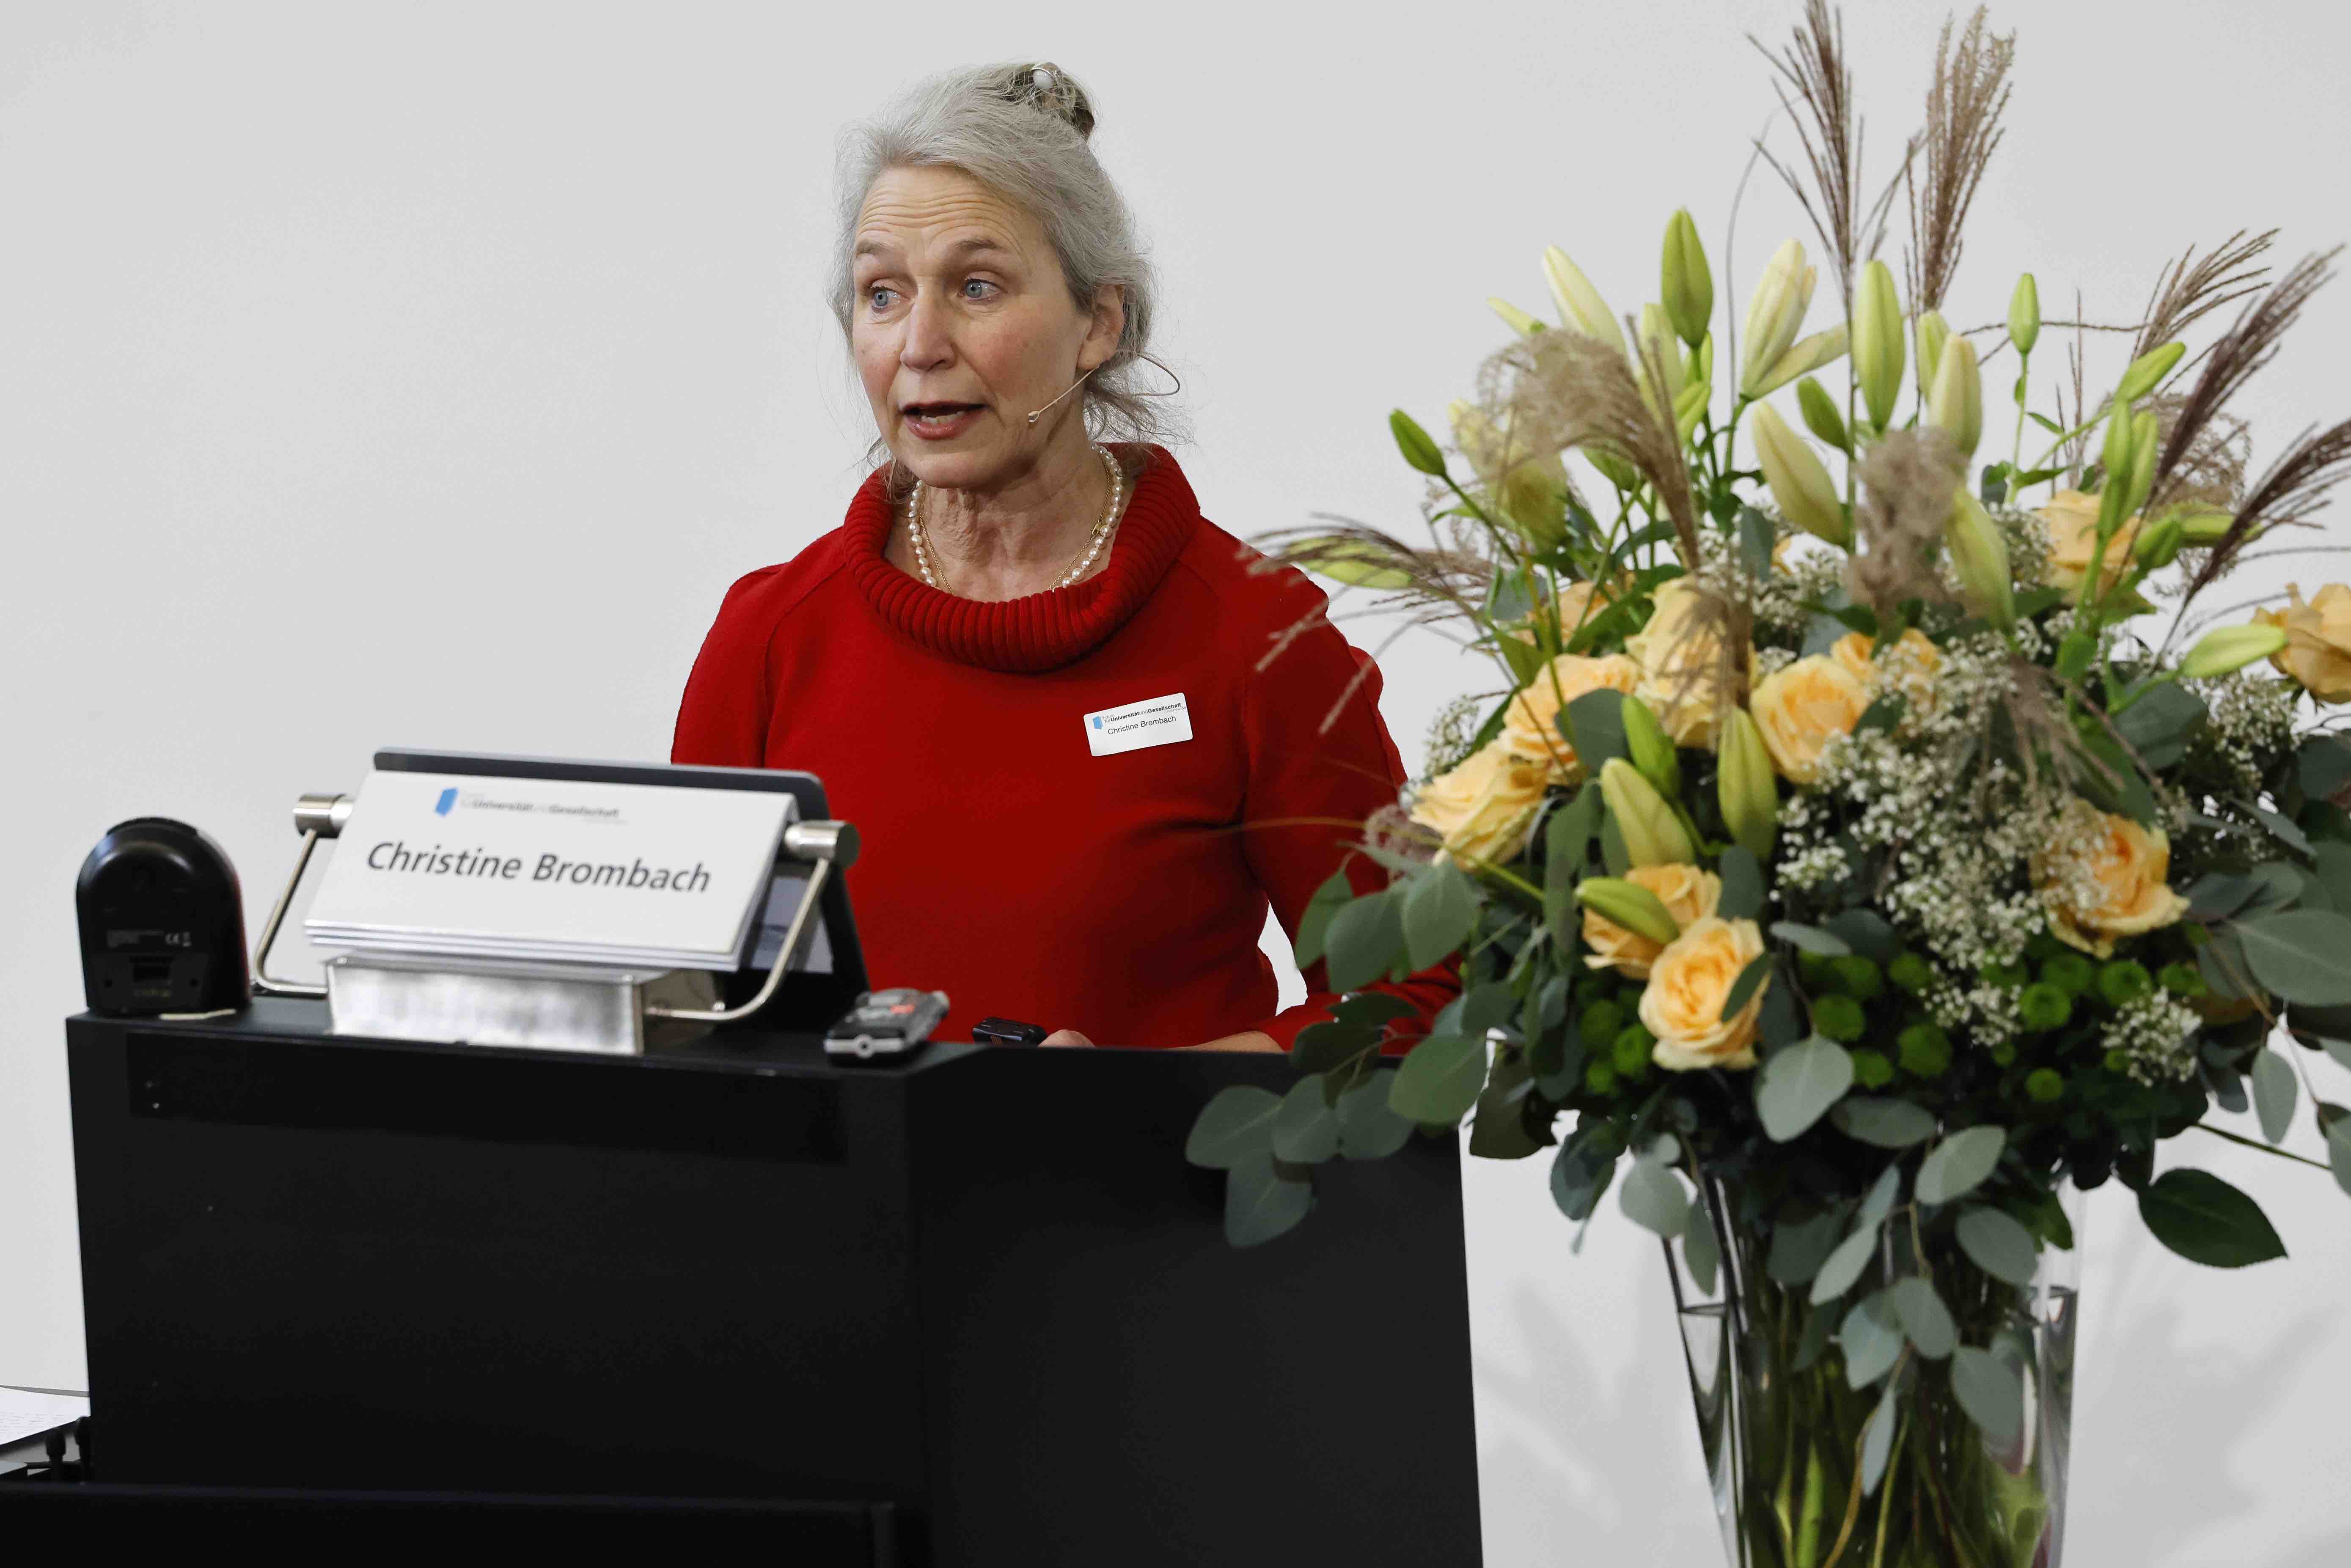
[2039,488,2139,596]
[1500,653,1643,778]
[1557,577,1624,642]
[1639,916,1769,1071]
[1749,654,1871,785]
[1627,579,1735,747]
[2035,804,2192,957]
[1584,863,1723,979]
[1410,738,1551,865]
[1831,627,1942,724]
[2252,583,2351,703]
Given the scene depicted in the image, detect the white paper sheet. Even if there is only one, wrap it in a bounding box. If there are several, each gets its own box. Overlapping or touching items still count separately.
[0,1387,88,1447]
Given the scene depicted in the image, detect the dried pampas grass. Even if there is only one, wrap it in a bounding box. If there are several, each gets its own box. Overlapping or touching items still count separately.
[1905,8,2014,313]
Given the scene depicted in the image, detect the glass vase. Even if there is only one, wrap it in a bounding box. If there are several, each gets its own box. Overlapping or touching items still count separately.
[1666,1178,2085,1568]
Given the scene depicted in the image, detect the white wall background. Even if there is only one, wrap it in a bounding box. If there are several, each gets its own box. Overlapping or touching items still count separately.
[5,2,2347,1560]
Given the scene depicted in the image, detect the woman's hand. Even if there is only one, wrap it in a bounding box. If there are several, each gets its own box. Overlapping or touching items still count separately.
[1035,1029,1281,1052]
[1040,1029,1095,1047]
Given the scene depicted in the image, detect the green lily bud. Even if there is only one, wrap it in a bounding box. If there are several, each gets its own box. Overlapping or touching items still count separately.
[1914,310,1951,395]
[1575,876,1683,947]
[1488,297,1545,338]
[1796,375,1850,453]
[1749,401,1851,548]
[1852,260,1906,431]
[2176,509,2235,544]
[2127,409,2160,514]
[2179,622,2289,680]
[1717,708,1779,861]
[2098,399,2138,535]
[1599,757,1696,867]
[2115,341,2185,406]
[1620,692,1682,799]
[1661,208,1713,349]
[1543,247,1627,355]
[1945,489,2015,629]
[1390,409,1447,477]
[2134,516,2185,568]
[1927,331,1984,458]
[2008,274,2040,356]
[1691,332,1714,388]
[1674,379,1711,445]
[1738,239,1818,398]
[1746,324,1847,401]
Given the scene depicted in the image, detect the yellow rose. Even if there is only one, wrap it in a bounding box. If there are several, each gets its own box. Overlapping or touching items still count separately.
[2035,803,2192,958]
[1749,654,1871,785]
[2252,583,2351,702]
[1557,577,1623,642]
[1500,653,1643,777]
[2038,488,2140,596]
[1627,579,1734,747]
[1410,738,1551,865]
[1639,916,1768,1071]
[1830,628,1941,723]
[1583,863,1723,978]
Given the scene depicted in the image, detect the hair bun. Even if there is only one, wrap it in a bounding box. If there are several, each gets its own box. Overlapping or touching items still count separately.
[1004,61,1095,139]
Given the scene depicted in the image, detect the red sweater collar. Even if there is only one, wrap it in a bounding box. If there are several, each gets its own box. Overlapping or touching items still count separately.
[841,445,1204,674]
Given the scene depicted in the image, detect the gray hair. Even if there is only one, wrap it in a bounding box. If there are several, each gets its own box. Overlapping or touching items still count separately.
[832,62,1177,449]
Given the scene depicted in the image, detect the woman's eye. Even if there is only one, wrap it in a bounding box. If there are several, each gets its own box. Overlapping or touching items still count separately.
[867,286,897,311]
[962,278,998,300]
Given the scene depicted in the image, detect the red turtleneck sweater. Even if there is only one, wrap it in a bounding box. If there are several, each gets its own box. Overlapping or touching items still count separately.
[670,448,1451,1049]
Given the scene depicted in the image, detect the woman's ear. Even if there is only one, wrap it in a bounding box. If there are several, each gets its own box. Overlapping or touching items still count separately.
[1079,282,1126,372]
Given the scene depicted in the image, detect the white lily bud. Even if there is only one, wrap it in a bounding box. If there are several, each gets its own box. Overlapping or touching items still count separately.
[1738,239,1816,399]
[1749,402,1850,548]
[1927,332,1983,458]
[1543,248,1626,355]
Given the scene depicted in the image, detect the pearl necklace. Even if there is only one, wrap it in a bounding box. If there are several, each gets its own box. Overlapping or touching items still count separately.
[905,444,1124,595]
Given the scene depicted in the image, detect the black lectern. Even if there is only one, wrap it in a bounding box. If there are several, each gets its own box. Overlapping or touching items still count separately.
[61,1004,1482,1565]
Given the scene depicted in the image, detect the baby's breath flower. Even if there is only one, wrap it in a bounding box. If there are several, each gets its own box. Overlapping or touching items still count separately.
[2101,991,2203,1083]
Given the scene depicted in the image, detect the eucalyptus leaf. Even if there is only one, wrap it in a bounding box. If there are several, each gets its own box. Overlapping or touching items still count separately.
[1951,1346,2023,1444]
[1184,1085,1283,1169]
[1823,908,1900,963]
[1916,1126,2007,1205]
[2114,681,2207,769]
[1336,1073,1413,1159]
[1768,1211,1846,1286]
[1402,859,1480,969]
[2138,1167,2288,1267]
[2315,842,2351,913]
[1293,870,1354,969]
[1770,920,1852,956]
[1291,1019,1384,1076]
[1719,954,1774,1024]
[1565,689,1630,773]
[2300,734,2351,801]
[2236,910,2351,1005]
[1890,1276,1957,1360]
[2187,872,2261,922]
[1718,844,1764,920]
[1737,504,1776,579]
[1861,1382,1900,1494]
[1620,1158,1691,1238]
[1458,981,1518,1040]
[1325,891,1405,994]
[1955,1206,2040,1286]
[2322,1037,2351,1074]
[1387,1034,1487,1126]
[1223,1152,1313,1248]
[2252,1048,2299,1145]
[1550,1126,1620,1221]
[2249,801,2314,858]
[1833,1096,1939,1149]
[1840,1291,1903,1389]
[2328,1120,2351,1200]
[1857,1164,1903,1229]
[1600,815,1631,876]
[1810,1223,1882,1305]
[1757,1035,1855,1142]
[1271,1076,1341,1164]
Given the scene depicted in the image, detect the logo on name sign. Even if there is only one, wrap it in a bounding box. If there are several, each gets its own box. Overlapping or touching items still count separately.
[434,787,458,816]
[1082,692,1193,758]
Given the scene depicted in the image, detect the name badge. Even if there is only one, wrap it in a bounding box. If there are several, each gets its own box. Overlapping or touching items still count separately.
[1083,692,1193,757]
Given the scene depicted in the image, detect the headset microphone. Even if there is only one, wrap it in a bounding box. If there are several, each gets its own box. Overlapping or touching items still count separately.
[1026,366,1097,426]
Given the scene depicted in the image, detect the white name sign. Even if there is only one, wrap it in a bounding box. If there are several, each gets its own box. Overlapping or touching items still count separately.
[305,771,793,970]
[1083,691,1193,757]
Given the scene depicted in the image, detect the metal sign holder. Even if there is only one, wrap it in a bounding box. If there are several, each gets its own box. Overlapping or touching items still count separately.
[249,792,858,1053]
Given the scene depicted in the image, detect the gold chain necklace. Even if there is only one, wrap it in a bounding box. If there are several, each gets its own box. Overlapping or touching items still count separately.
[905,445,1123,595]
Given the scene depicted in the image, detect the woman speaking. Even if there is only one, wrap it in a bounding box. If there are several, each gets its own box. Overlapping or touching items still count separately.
[673,63,1443,1050]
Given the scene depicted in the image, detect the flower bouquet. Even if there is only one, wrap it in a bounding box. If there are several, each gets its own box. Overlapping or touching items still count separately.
[1185,6,2351,1565]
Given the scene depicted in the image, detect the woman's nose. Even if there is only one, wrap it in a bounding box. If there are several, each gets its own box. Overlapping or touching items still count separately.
[899,290,954,369]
